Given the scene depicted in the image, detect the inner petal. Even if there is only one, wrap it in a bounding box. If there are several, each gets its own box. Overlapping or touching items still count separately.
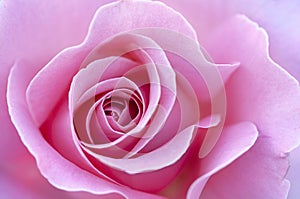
[100,89,141,129]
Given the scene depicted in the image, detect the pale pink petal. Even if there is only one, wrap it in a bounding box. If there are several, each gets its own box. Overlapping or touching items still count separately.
[40,97,100,174]
[156,0,230,43]
[187,122,258,198]
[197,14,300,197]
[86,1,197,45]
[230,1,300,82]
[201,138,290,199]
[140,68,201,153]
[70,56,142,145]
[85,81,142,141]
[77,77,142,142]
[203,15,300,152]
[71,57,138,110]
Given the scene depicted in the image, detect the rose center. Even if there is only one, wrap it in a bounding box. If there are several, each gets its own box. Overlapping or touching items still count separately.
[103,98,133,126]
[97,89,142,133]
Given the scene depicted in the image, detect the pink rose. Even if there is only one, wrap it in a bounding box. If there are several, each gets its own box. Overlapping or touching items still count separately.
[1,1,300,199]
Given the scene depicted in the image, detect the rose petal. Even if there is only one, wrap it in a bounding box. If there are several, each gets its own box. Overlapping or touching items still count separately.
[200,138,290,199]
[198,14,300,198]
[25,0,197,127]
[187,122,258,198]
[0,0,111,169]
[203,14,300,153]
[158,1,300,196]
[71,33,180,159]
[233,1,300,82]
[78,32,177,135]
[132,28,240,157]
[7,60,165,199]
[0,168,70,199]
[83,125,196,174]
[0,149,81,199]
[85,0,197,45]
[1,0,114,141]
[160,0,300,80]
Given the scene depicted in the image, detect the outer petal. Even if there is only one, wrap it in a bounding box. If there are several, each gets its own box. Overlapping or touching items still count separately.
[199,14,300,198]
[187,122,258,198]
[157,0,300,140]
[159,1,300,197]
[233,1,300,82]
[0,0,114,198]
[201,138,290,199]
[204,14,300,154]
[158,0,300,80]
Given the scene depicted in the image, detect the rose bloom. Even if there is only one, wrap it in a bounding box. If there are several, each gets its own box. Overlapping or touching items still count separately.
[1,0,300,199]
